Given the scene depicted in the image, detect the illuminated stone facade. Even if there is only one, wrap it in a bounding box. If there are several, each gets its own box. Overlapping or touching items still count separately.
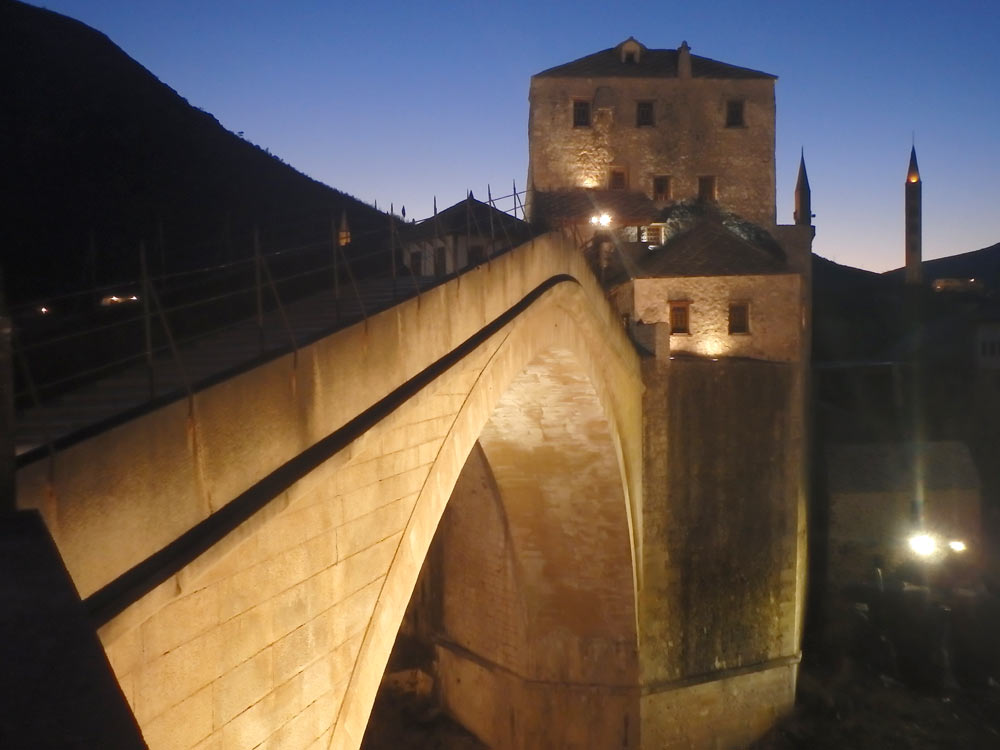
[528,38,777,227]
[525,38,813,749]
[14,38,814,750]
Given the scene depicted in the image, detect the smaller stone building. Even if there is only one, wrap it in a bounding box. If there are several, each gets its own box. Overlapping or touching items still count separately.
[401,195,530,278]
[607,207,807,362]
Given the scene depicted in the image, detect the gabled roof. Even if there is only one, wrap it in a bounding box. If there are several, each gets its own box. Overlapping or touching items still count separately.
[404,196,531,244]
[623,218,787,279]
[534,44,775,80]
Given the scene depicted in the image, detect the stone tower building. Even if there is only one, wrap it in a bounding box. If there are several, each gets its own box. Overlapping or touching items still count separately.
[527,37,777,227]
[523,38,813,749]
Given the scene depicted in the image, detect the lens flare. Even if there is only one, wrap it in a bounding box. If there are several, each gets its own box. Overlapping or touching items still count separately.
[908,533,937,557]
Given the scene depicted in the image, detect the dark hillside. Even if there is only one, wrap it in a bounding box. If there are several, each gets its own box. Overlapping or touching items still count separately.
[1,0,386,304]
[883,242,1000,291]
[812,255,902,362]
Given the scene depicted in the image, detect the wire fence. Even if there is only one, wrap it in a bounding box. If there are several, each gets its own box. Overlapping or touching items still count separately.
[9,185,533,455]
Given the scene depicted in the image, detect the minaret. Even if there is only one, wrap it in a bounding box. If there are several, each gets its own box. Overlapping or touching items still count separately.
[905,146,922,285]
[793,149,812,226]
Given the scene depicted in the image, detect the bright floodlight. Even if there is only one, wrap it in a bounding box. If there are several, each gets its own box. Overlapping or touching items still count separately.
[948,540,967,553]
[908,533,937,557]
[598,213,612,226]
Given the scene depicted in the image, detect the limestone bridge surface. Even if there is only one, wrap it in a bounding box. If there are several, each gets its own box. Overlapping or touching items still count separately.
[13,231,804,749]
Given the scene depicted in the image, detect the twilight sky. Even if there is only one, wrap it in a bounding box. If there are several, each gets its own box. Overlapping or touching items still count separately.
[30,0,1000,272]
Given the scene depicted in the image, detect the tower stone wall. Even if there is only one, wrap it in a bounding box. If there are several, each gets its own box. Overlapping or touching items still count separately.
[528,40,777,227]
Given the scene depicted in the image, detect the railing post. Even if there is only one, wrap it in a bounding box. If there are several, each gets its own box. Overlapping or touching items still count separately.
[465,190,472,271]
[0,267,15,513]
[140,240,155,399]
[487,184,496,261]
[254,227,264,352]
[331,217,341,324]
[389,212,397,302]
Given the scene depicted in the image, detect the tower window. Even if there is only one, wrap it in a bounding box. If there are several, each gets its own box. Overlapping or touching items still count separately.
[573,100,591,127]
[728,302,750,334]
[609,168,627,190]
[636,101,654,127]
[653,175,672,200]
[698,176,717,202]
[670,302,690,335]
[726,100,745,127]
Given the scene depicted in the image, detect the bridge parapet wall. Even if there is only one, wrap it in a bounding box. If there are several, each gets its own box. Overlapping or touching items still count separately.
[16,231,637,602]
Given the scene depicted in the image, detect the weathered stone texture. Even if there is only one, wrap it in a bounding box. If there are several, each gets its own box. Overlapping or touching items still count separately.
[528,76,776,226]
[639,357,805,688]
[640,662,797,749]
[395,347,642,747]
[629,273,803,361]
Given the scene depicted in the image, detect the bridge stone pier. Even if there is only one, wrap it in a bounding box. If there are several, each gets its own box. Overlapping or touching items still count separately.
[15,231,806,749]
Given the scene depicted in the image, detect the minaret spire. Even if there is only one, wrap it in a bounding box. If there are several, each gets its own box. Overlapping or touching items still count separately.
[793,148,812,226]
[905,145,922,285]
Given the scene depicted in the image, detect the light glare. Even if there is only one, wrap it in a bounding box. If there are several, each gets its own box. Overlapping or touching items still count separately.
[908,533,937,557]
[948,540,967,552]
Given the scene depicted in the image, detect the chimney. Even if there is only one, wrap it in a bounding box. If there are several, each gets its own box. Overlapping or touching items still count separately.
[793,149,812,226]
[905,146,922,285]
[677,41,691,79]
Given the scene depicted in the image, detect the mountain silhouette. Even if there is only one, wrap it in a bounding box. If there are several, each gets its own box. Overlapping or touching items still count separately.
[1,0,386,306]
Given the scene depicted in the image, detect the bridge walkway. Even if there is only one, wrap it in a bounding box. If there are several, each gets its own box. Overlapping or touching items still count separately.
[14,275,434,457]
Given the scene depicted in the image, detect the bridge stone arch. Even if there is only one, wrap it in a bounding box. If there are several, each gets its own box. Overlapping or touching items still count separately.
[336,289,642,749]
[16,233,644,750]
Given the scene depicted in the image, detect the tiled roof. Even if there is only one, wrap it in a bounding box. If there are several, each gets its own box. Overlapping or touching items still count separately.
[404,196,531,244]
[534,46,775,80]
[623,219,787,278]
[532,189,659,226]
[826,442,980,494]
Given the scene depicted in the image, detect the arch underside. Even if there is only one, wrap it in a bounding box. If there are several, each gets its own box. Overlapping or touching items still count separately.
[390,347,640,748]
[334,282,643,749]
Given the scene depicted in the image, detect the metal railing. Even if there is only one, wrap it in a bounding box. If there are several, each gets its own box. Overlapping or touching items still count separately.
[11,188,533,459]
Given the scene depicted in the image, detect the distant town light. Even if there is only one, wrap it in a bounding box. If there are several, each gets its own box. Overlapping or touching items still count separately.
[100,293,141,307]
[39,306,49,314]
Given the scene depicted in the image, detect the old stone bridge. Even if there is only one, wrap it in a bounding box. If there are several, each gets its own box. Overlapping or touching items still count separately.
[15,232,806,749]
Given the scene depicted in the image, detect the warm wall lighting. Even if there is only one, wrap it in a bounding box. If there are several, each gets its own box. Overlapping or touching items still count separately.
[700,337,730,358]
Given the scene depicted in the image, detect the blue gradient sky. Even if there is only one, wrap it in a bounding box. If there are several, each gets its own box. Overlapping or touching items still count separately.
[30,0,1000,271]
